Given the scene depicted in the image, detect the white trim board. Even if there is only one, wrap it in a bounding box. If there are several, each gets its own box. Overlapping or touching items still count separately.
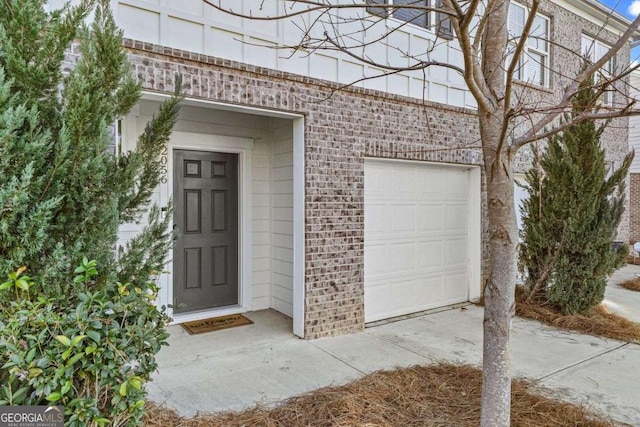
[292,117,305,338]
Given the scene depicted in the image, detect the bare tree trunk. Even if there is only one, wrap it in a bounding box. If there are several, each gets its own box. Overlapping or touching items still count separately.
[476,0,516,422]
[480,117,518,427]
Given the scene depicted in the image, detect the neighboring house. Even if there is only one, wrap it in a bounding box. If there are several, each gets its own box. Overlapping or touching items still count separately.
[629,71,640,244]
[51,0,634,339]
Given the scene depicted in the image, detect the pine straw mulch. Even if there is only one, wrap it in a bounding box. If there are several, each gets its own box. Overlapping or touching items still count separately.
[626,256,640,266]
[618,276,640,292]
[143,364,613,427]
[515,289,640,343]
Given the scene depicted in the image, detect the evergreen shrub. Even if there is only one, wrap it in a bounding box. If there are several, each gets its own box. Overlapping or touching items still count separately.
[518,82,631,314]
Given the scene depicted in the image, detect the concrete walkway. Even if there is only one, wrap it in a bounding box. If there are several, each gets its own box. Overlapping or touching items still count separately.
[148,266,640,425]
[605,264,640,323]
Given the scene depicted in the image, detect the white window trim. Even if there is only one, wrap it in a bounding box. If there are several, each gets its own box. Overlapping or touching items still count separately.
[508,2,551,88]
[582,34,614,106]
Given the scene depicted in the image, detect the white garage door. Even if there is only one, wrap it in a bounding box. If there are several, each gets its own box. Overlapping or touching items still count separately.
[364,160,473,322]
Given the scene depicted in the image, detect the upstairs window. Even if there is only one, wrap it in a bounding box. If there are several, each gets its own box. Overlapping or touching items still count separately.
[393,0,429,28]
[507,2,550,87]
[367,0,453,39]
[582,35,614,106]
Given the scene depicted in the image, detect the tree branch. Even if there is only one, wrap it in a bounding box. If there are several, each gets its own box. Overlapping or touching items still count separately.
[518,103,640,145]
[444,0,492,111]
[201,0,456,21]
[514,12,640,147]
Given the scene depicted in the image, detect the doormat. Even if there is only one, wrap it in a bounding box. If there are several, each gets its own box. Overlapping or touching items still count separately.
[182,314,253,335]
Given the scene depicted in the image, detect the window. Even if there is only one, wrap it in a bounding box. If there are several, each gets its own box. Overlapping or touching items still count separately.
[366,0,453,39]
[582,35,614,106]
[393,0,429,28]
[507,2,550,87]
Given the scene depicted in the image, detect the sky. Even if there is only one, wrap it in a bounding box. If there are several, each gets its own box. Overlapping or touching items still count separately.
[598,0,640,60]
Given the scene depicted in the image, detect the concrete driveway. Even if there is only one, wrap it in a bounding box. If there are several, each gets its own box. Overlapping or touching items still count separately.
[148,266,640,425]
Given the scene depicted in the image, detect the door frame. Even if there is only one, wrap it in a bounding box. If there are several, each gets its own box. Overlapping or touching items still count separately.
[164,132,253,324]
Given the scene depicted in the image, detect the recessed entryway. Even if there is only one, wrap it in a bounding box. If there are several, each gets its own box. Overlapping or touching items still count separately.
[363,159,481,323]
[117,94,306,337]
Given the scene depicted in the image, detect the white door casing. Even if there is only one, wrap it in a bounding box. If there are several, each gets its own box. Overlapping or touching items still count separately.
[163,132,253,324]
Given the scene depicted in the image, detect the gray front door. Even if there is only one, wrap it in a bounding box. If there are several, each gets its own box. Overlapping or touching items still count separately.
[173,149,239,313]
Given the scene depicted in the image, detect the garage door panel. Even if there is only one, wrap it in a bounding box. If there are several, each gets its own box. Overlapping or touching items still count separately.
[419,277,444,306]
[364,244,388,276]
[418,167,441,189]
[365,160,473,322]
[444,204,468,231]
[444,238,468,266]
[417,205,444,232]
[392,278,421,311]
[364,279,392,321]
[391,166,417,197]
[442,169,468,199]
[390,205,416,232]
[443,272,469,301]
[365,276,445,322]
[417,240,443,269]
[365,204,388,235]
[389,242,416,272]
[417,179,443,199]
[365,163,390,196]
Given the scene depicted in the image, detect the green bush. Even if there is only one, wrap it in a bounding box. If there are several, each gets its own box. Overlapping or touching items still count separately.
[0,261,170,427]
[0,2,178,425]
[0,0,180,297]
[518,81,632,314]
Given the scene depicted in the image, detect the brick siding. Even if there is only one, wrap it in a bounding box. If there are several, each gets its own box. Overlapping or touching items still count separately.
[111,36,628,338]
[114,40,486,339]
[60,0,631,338]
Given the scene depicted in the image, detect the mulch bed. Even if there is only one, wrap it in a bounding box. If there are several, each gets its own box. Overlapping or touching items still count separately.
[515,293,640,344]
[144,364,612,427]
[619,277,640,292]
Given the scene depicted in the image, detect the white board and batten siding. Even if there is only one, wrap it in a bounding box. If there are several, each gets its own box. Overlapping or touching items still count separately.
[47,0,629,113]
[101,0,475,110]
[364,159,481,323]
